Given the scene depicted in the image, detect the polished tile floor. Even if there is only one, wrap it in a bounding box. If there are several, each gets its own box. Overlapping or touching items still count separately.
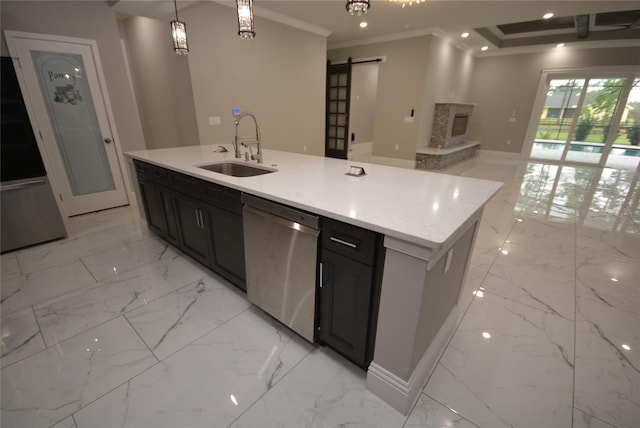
[1,155,638,428]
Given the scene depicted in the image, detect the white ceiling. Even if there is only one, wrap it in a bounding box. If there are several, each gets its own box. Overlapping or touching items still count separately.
[112,0,640,54]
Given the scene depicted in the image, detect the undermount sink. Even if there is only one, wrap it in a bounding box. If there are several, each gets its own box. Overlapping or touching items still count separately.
[197,162,276,177]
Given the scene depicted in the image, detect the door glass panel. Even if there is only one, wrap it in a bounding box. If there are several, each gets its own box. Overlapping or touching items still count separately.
[330,74,338,86]
[329,88,337,100]
[606,78,640,170]
[329,101,337,113]
[31,51,114,195]
[336,139,344,150]
[338,88,347,100]
[338,74,347,86]
[531,79,584,161]
[566,78,626,165]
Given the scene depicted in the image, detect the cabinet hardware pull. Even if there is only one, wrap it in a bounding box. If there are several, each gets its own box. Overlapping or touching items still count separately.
[330,236,357,249]
[198,210,204,228]
[195,209,201,228]
[319,262,323,288]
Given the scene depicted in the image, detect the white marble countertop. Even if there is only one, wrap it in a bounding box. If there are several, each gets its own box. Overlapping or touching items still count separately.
[125,145,502,249]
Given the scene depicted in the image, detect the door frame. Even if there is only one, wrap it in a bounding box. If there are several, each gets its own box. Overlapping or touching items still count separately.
[3,30,132,218]
[522,65,640,167]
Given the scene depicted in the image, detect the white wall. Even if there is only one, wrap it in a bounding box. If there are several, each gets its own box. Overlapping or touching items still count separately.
[120,16,200,149]
[418,36,475,150]
[181,2,327,156]
[468,46,640,154]
[329,35,475,161]
[349,63,379,145]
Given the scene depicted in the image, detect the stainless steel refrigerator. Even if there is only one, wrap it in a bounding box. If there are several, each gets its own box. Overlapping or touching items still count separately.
[1,56,66,253]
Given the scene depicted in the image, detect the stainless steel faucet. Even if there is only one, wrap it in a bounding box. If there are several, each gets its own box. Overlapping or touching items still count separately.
[234,111,262,164]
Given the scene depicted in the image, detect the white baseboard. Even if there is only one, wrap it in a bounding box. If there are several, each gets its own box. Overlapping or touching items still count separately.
[477,149,522,160]
[370,156,416,169]
[367,305,459,415]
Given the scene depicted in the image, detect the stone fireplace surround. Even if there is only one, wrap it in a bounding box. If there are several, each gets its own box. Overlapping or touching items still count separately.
[416,103,478,170]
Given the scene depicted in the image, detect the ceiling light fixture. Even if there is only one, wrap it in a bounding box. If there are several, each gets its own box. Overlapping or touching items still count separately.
[461,32,470,38]
[543,12,554,19]
[481,46,489,51]
[346,0,370,16]
[390,0,426,8]
[170,0,189,55]
[236,0,256,38]
[556,43,565,48]
[360,21,368,28]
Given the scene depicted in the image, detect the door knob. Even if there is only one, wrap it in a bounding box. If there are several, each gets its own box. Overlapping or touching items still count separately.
[104,138,112,144]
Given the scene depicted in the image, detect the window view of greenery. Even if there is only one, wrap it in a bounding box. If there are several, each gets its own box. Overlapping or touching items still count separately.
[536,78,640,146]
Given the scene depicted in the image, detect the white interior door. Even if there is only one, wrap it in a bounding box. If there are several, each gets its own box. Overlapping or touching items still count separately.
[4,31,129,216]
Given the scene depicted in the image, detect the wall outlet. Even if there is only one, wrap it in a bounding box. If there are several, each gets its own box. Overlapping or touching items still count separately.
[208,116,221,126]
[395,144,399,151]
[506,140,511,145]
[508,117,516,123]
[303,145,307,152]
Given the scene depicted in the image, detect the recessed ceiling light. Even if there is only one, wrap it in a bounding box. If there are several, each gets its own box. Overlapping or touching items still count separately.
[556,43,565,48]
[482,331,492,339]
[543,12,554,19]
[481,46,489,51]
[622,344,631,351]
[461,32,470,38]
[360,21,368,28]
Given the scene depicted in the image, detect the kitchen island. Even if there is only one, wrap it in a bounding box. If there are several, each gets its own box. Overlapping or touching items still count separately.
[125,144,502,414]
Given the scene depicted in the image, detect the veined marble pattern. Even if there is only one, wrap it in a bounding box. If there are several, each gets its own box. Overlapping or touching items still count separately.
[1,316,156,428]
[0,156,638,428]
[126,276,251,360]
[34,255,211,347]
[74,308,313,428]
[424,292,575,428]
[574,297,640,428]
[1,306,46,367]
[1,260,96,315]
[229,347,406,428]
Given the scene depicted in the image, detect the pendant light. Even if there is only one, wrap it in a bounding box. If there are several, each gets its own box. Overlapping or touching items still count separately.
[170,0,189,55]
[236,0,256,38]
[346,0,370,16]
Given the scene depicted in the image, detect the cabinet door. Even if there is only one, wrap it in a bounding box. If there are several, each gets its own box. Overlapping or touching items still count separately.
[137,177,165,237]
[158,185,179,247]
[173,193,210,266]
[319,249,373,367]
[207,204,246,290]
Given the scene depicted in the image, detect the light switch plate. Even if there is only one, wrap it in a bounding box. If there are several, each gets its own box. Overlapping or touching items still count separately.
[208,116,221,125]
[404,116,414,123]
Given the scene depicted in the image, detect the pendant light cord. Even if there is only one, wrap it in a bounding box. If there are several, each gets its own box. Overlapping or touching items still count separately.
[174,0,179,21]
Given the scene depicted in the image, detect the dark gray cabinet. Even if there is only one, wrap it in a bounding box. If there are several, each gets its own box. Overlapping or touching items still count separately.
[133,160,246,291]
[319,218,384,369]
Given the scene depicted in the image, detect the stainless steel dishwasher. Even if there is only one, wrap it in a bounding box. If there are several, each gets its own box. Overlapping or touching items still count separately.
[242,194,320,342]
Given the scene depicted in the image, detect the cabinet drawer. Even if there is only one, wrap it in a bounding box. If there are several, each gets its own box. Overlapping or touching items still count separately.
[202,182,242,215]
[170,172,203,199]
[152,166,170,186]
[321,218,377,265]
[133,160,153,179]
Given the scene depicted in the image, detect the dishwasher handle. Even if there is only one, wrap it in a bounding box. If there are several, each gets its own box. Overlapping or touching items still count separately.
[243,204,320,237]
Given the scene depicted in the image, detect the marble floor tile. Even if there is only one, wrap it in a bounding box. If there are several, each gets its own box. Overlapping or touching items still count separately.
[1,316,157,428]
[424,293,574,428]
[51,416,78,428]
[80,236,180,281]
[73,307,313,428]
[34,254,211,347]
[577,223,640,259]
[405,394,479,428]
[16,220,151,275]
[229,347,405,428]
[507,216,576,255]
[1,306,46,368]
[126,276,251,360]
[574,296,640,428]
[576,251,639,316]
[1,253,22,281]
[573,408,617,428]
[0,261,96,316]
[481,240,575,320]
